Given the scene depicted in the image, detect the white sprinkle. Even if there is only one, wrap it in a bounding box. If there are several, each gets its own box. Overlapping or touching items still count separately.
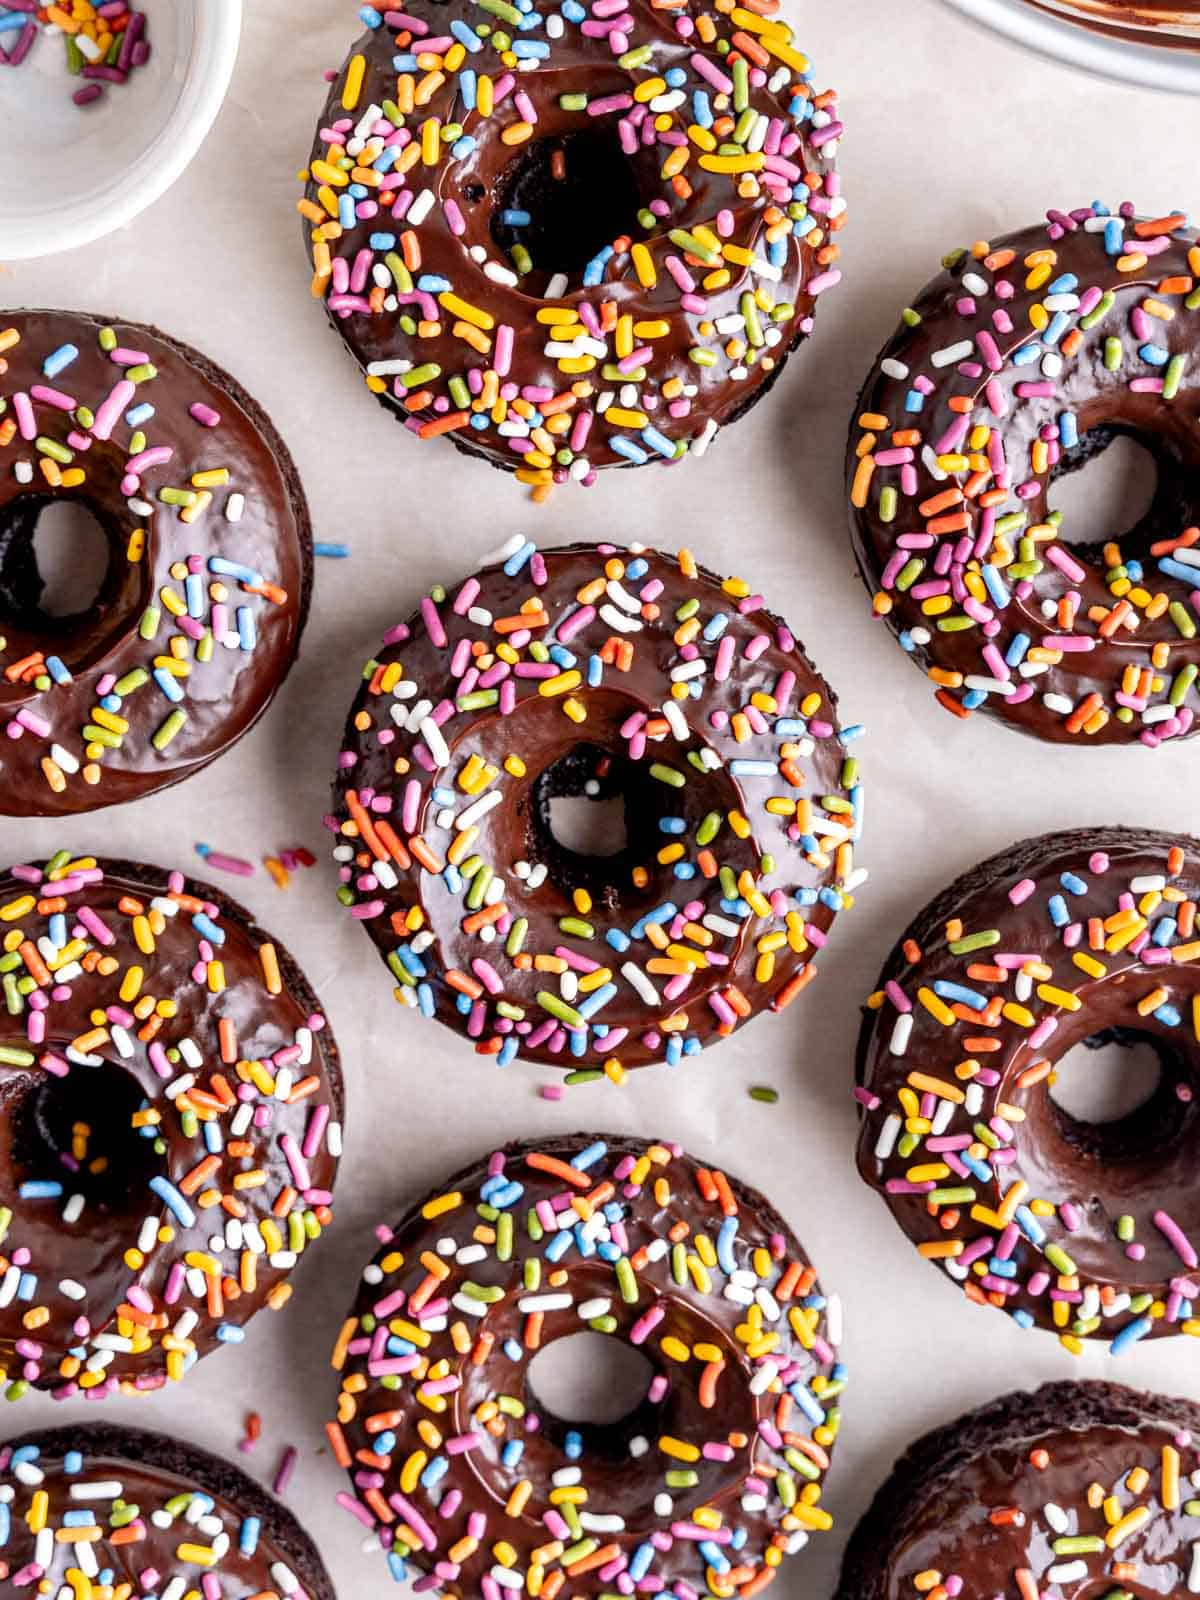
[874,1113,901,1162]
[407,189,435,227]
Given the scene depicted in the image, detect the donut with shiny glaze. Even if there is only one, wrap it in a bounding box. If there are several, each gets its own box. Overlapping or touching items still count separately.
[856,825,1200,1351]
[0,1422,335,1597]
[329,536,865,1072]
[0,852,342,1400]
[328,1132,845,1598]
[302,0,844,493]
[836,1380,1200,1600]
[848,204,1200,746]
[0,310,311,815]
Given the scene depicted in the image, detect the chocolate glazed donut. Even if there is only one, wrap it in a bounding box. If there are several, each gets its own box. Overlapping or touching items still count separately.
[848,204,1200,746]
[856,826,1200,1353]
[328,1133,845,1598]
[835,1380,1200,1600]
[302,0,844,493]
[0,1423,336,1597]
[329,537,865,1072]
[0,311,311,815]
[0,853,342,1400]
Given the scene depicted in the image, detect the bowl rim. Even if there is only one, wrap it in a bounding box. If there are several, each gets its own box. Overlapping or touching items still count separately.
[941,0,1200,94]
[0,0,244,262]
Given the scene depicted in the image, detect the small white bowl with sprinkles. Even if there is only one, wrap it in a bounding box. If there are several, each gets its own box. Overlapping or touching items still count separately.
[941,0,1200,94]
[0,0,242,261]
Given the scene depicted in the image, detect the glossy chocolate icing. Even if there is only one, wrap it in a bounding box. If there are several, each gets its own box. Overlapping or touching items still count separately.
[302,1,844,488]
[847,209,1200,745]
[1026,0,1200,43]
[0,855,342,1398]
[856,826,1200,1347]
[330,1133,844,1597]
[0,1423,335,1597]
[836,1381,1200,1600]
[330,538,864,1070]
[0,311,311,815]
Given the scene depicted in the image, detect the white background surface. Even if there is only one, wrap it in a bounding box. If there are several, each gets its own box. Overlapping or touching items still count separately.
[5,2,1200,1594]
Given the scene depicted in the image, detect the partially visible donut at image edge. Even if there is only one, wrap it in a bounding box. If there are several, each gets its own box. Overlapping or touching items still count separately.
[0,311,312,816]
[301,0,844,496]
[848,202,1200,746]
[0,851,343,1399]
[856,825,1200,1352]
[0,1422,336,1596]
[834,1380,1200,1600]
[328,535,866,1073]
[327,1132,845,1597]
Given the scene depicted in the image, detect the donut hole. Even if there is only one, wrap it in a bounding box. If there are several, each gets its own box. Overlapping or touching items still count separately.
[525,1330,656,1433]
[0,496,115,631]
[490,128,645,285]
[1047,1026,1189,1162]
[548,794,629,860]
[1046,428,1169,554]
[10,1059,161,1212]
[531,745,669,906]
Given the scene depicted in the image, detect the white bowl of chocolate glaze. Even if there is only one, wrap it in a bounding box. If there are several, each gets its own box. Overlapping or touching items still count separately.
[941,0,1200,94]
[0,0,242,261]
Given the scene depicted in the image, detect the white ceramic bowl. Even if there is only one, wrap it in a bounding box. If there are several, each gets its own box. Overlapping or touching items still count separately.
[941,0,1200,94]
[0,0,242,261]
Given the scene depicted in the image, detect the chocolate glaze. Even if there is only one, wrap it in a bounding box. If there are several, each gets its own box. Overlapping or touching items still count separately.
[0,1423,335,1597]
[847,209,1200,746]
[836,1380,1200,1600]
[330,1132,844,1596]
[303,2,844,487]
[0,855,343,1398]
[329,539,864,1070]
[856,826,1200,1346]
[0,311,312,815]
[1026,0,1200,44]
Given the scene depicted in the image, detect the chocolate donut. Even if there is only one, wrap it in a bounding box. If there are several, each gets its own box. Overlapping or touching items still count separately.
[0,311,312,815]
[329,536,865,1074]
[835,1380,1200,1600]
[301,0,844,495]
[847,203,1200,745]
[328,1132,845,1596]
[0,851,343,1400]
[0,1422,335,1596]
[855,825,1200,1353]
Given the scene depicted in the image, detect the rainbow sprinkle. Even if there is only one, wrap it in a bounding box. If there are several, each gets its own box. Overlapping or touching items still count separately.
[857,828,1200,1353]
[301,0,844,497]
[328,536,865,1075]
[849,202,1200,745]
[0,853,341,1399]
[0,2,150,106]
[328,1135,844,1595]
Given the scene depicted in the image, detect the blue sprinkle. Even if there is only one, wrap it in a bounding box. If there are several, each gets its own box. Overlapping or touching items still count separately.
[1111,1315,1153,1354]
[241,1516,261,1556]
[315,542,350,558]
[149,1176,197,1228]
[42,343,79,379]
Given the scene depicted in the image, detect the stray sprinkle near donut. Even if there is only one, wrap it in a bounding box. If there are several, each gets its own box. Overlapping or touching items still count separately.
[329,537,866,1076]
[0,312,311,816]
[848,203,1200,745]
[856,827,1200,1354]
[328,1134,845,1597]
[0,853,342,1400]
[301,0,844,498]
[834,1381,1200,1600]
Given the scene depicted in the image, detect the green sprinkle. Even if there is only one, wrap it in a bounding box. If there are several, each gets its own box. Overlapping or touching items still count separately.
[537,992,584,1028]
[152,710,187,751]
[649,763,686,787]
[748,1086,779,1104]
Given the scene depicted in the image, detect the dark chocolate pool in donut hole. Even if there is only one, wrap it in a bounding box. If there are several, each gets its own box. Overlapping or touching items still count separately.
[301,0,845,494]
[328,537,866,1072]
[328,1133,845,1596]
[848,204,1200,746]
[0,311,312,815]
[856,826,1200,1353]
